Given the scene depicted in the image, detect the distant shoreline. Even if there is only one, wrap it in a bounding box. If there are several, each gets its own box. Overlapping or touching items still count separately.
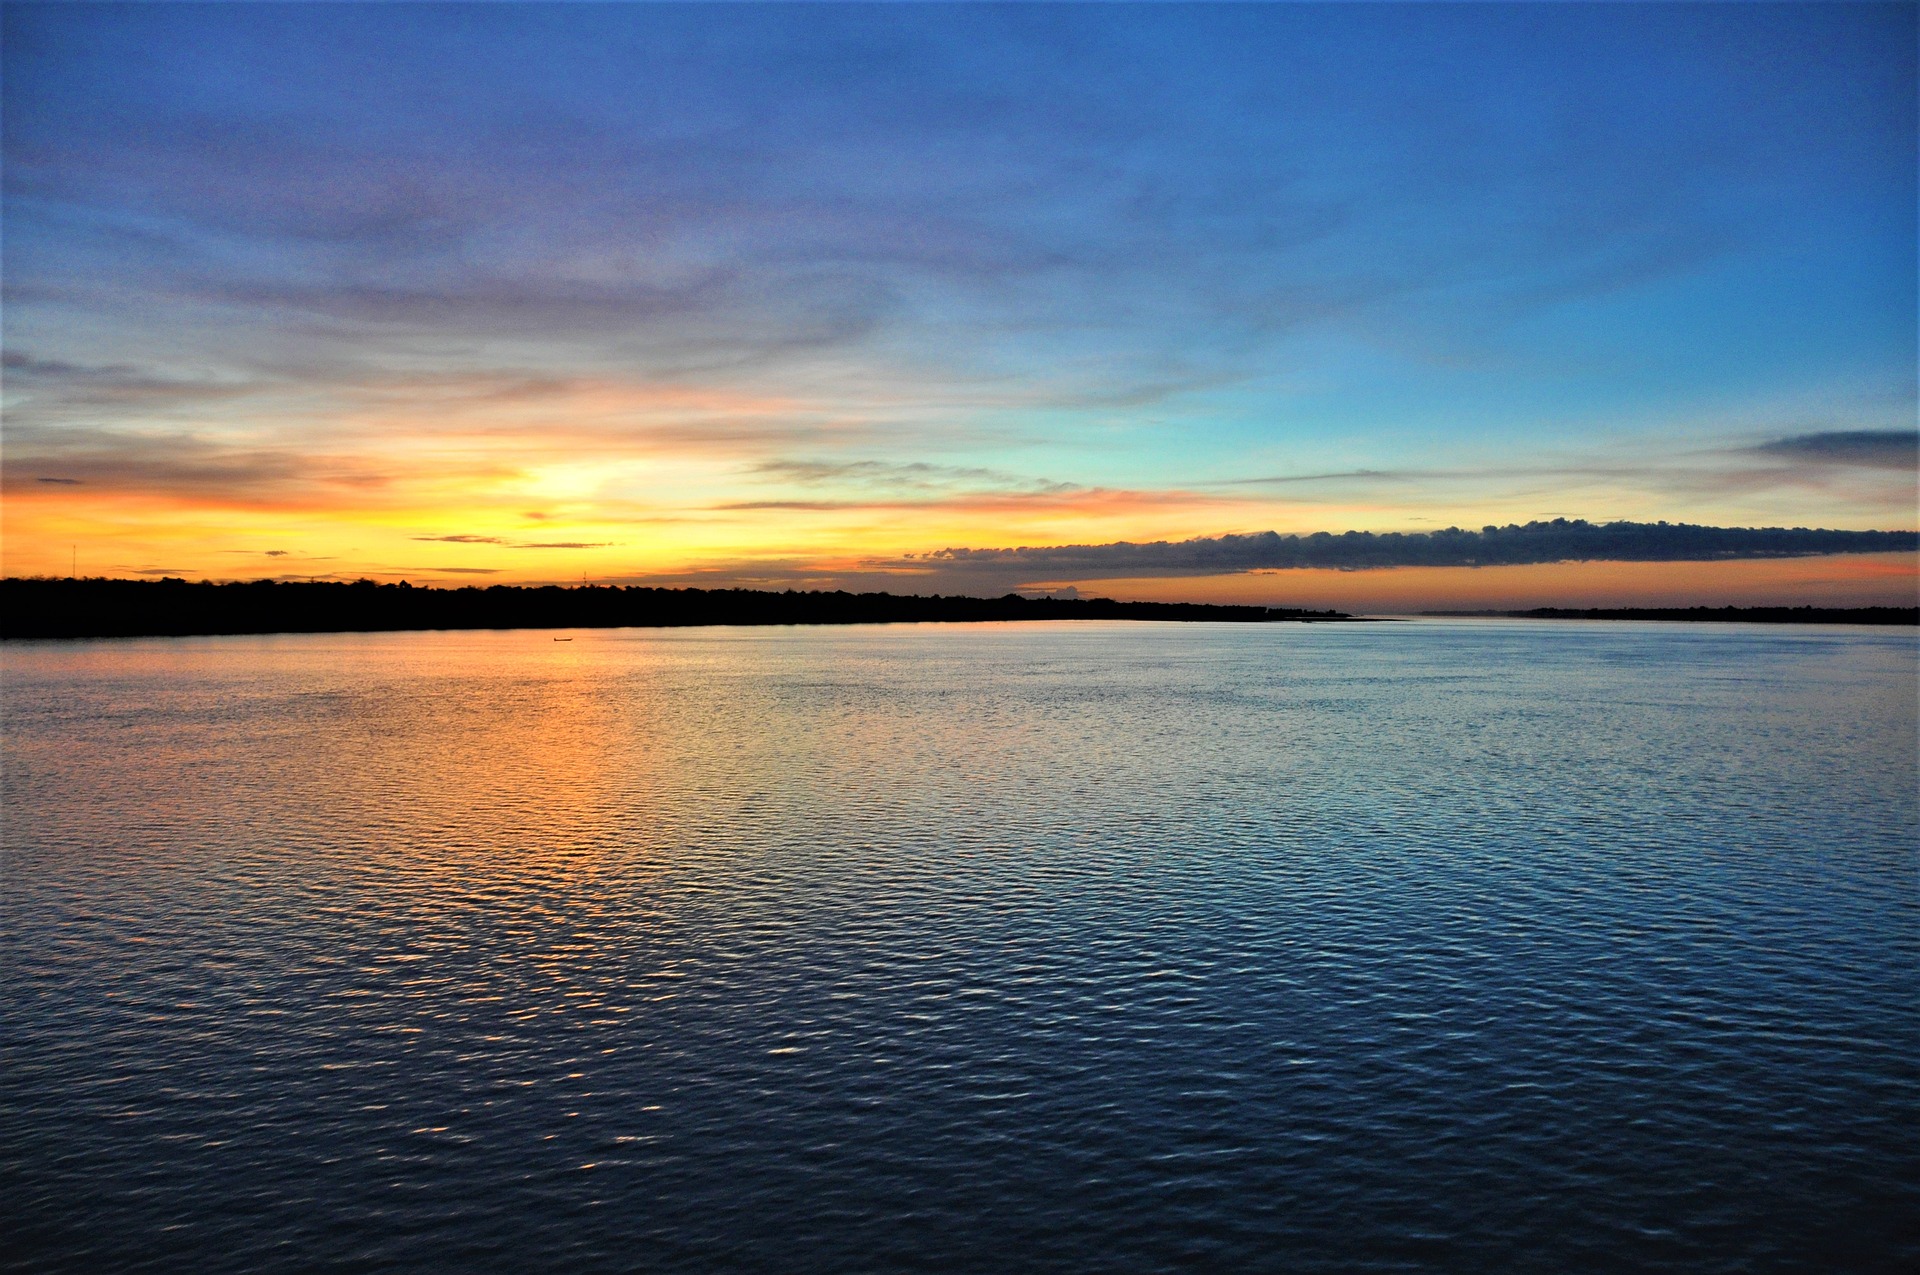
[1,577,1354,641]
[1422,606,1918,625]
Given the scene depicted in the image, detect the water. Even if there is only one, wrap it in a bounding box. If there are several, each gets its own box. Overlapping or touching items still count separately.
[3,620,1915,1272]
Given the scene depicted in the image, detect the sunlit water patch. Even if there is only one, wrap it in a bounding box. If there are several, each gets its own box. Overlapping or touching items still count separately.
[4,620,1915,1272]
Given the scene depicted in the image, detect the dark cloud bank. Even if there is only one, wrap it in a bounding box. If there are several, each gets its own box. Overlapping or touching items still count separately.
[906,519,1918,579]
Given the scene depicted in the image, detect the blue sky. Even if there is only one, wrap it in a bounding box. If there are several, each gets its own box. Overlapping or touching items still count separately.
[3,2,1915,599]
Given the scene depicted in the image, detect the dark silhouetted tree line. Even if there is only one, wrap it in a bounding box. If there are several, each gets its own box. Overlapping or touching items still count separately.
[1,578,1351,640]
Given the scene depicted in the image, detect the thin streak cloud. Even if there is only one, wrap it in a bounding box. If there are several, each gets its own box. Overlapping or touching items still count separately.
[413,535,612,550]
[1749,430,1918,470]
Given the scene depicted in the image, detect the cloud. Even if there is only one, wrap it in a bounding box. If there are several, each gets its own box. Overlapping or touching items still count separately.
[1750,430,1918,470]
[754,457,1081,495]
[5,350,137,378]
[583,517,1918,598]
[1226,469,1404,486]
[1,349,269,417]
[11,3,1838,420]
[707,483,1216,520]
[715,500,851,512]
[1198,441,1920,510]
[0,425,414,507]
[412,534,611,549]
[897,520,1919,580]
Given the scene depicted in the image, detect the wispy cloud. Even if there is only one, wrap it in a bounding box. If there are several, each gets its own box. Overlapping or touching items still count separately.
[3,426,374,503]
[15,4,1890,417]
[412,534,610,550]
[2,349,271,417]
[1225,469,1404,487]
[753,458,1081,495]
[1197,437,1919,510]
[1749,430,1918,470]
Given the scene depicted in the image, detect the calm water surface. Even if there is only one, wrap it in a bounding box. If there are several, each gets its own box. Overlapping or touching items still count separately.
[3,620,1916,1272]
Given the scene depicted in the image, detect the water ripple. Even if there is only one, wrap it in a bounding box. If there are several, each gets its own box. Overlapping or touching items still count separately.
[3,621,1915,1272]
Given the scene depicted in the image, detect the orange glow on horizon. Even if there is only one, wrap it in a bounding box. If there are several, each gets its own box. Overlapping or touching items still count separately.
[7,417,1913,607]
[1076,553,1920,612]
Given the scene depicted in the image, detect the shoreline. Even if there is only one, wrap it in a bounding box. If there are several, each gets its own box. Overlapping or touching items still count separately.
[1421,606,1917,625]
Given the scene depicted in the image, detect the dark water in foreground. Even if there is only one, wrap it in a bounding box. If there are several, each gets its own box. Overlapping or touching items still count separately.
[4,620,1916,1272]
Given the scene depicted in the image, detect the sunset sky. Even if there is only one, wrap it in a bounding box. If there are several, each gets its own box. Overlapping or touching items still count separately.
[4,2,1915,608]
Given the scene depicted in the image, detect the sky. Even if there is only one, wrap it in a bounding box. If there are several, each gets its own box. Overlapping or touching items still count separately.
[3,1,1916,608]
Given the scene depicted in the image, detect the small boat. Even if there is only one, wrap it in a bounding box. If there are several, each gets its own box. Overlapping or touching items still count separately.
[553,637,573,642]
